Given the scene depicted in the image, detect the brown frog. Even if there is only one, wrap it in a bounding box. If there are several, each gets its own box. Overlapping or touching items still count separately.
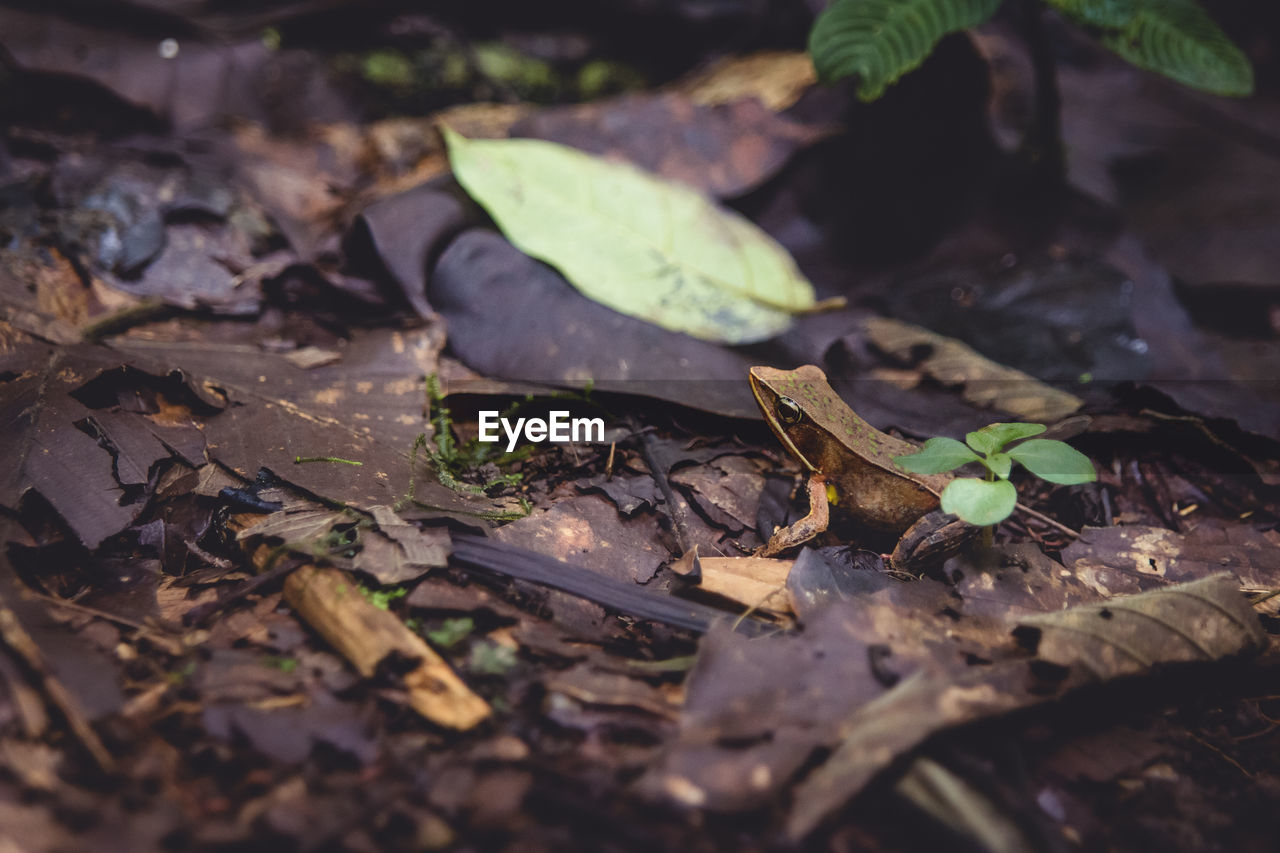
[750,365,974,570]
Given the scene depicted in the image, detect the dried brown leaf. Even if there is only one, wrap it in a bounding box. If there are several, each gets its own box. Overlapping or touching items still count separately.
[786,573,1264,839]
[1015,572,1265,678]
[863,316,1083,421]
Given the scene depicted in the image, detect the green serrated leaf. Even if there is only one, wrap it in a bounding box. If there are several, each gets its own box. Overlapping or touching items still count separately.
[985,451,1013,480]
[895,437,981,475]
[1102,0,1253,97]
[966,423,1047,456]
[443,127,816,344]
[940,478,1017,526]
[1047,0,1136,28]
[809,0,1003,100]
[1007,439,1097,485]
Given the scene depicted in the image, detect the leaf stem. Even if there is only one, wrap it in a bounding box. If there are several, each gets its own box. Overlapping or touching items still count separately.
[294,456,363,466]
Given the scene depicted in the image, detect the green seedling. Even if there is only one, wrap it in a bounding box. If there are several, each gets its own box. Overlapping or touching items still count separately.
[262,655,299,674]
[895,422,1095,545]
[406,374,604,519]
[425,617,475,650]
[404,375,533,518]
[418,374,532,491]
[358,584,407,611]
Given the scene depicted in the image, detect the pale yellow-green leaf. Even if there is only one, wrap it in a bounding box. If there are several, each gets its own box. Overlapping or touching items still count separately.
[443,127,818,344]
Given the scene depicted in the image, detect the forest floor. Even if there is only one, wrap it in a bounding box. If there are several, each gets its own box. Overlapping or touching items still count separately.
[2,2,1280,850]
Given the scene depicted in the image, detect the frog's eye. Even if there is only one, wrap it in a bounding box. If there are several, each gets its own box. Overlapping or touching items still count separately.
[776,396,803,426]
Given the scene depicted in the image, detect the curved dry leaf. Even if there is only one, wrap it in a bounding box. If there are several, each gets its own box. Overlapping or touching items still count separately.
[786,662,1036,840]
[863,316,1083,421]
[511,92,833,198]
[894,756,1040,853]
[1015,572,1265,678]
[785,572,1265,840]
[687,556,792,616]
[677,51,818,111]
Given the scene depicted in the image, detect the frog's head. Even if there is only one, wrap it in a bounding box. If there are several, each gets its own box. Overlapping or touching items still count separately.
[748,365,842,474]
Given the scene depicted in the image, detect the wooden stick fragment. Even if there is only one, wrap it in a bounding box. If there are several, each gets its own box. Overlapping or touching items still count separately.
[283,564,490,730]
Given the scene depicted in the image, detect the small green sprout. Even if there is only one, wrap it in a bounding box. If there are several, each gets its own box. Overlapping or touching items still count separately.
[426,617,475,650]
[358,584,407,611]
[894,422,1095,537]
[263,655,298,674]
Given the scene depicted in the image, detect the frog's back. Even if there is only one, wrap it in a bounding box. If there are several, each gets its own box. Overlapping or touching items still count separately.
[766,365,950,533]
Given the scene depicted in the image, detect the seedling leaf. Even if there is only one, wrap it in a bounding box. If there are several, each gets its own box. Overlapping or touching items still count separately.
[940,478,1017,526]
[1007,439,1097,485]
[966,423,1047,455]
[895,437,980,475]
[985,451,1013,480]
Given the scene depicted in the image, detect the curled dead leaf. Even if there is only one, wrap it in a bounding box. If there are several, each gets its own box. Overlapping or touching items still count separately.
[863,316,1083,422]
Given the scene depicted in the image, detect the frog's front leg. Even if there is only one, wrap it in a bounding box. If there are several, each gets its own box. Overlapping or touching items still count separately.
[758,474,829,557]
[888,509,976,573]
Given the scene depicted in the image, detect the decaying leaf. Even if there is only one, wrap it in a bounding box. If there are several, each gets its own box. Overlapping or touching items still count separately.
[1063,521,1280,593]
[115,326,512,519]
[545,662,682,719]
[681,554,792,616]
[510,92,832,198]
[429,229,761,417]
[670,453,770,533]
[948,543,1103,621]
[677,51,818,111]
[0,336,210,548]
[1014,572,1266,678]
[863,316,1083,421]
[237,505,449,587]
[491,493,667,585]
[786,572,1266,839]
[444,129,820,344]
[786,661,1053,840]
[116,324,443,452]
[642,603,917,811]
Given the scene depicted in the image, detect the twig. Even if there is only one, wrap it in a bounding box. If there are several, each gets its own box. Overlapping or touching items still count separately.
[1013,502,1079,539]
[635,421,693,554]
[182,555,307,627]
[1185,730,1253,779]
[28,593,185,655]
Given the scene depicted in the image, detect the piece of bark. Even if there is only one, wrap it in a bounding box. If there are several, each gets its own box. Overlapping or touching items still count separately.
[282,564,489,730]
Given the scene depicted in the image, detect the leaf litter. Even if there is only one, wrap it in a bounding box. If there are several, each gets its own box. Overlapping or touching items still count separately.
[1,7,1279,852]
